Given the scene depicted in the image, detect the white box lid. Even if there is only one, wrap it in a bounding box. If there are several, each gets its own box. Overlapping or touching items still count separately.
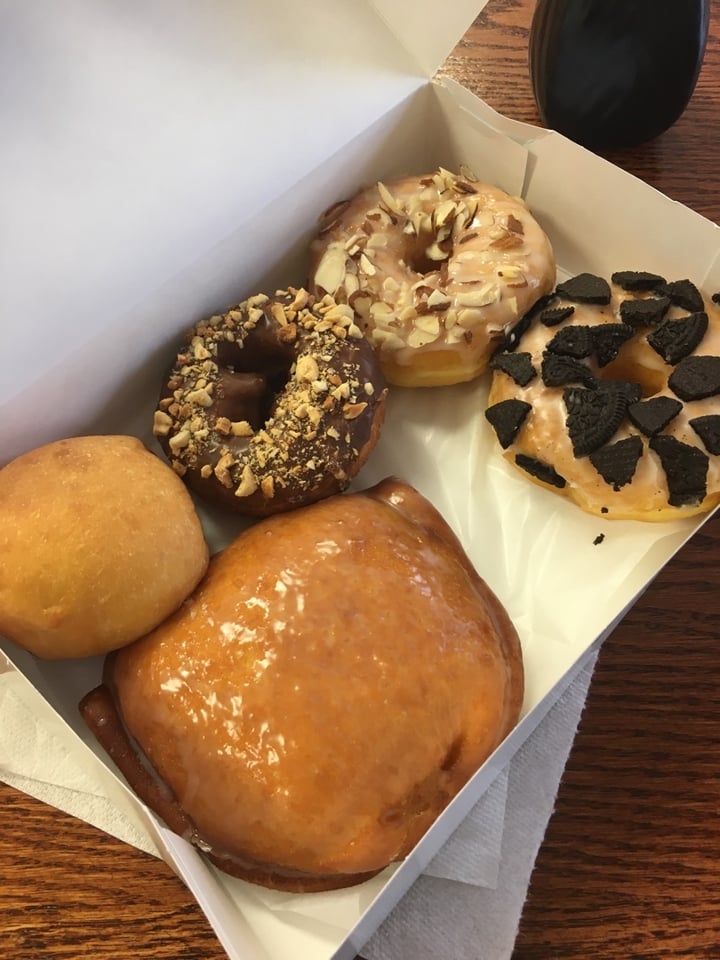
[0,0,485,414]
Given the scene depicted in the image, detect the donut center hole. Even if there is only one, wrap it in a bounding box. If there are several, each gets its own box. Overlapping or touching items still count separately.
[403,230,448,277]
[598,354,666,398]
[216,336,295,429]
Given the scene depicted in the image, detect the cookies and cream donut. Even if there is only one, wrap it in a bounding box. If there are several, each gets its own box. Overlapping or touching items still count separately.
[485,271,720,521]
[153,287,387,517]
[309,167,556,387]
[80,478,523,892]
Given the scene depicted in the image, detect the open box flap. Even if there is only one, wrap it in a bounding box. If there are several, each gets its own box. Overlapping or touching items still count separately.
[2,0,463,414]
[370,0,489,79]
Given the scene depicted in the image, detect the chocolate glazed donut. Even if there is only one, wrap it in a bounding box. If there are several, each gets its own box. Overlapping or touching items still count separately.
[153,287,388,516]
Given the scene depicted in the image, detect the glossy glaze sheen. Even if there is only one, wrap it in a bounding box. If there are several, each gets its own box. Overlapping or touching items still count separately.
[529,0,710,149]
[108,479,523,887]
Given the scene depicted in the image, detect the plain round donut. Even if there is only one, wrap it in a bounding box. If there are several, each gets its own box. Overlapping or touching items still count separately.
[153,287,388,517]
[485,271,720,521]
[309,167,556,388]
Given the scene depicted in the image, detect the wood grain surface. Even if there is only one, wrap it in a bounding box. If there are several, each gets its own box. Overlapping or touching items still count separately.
[2,2,719,958]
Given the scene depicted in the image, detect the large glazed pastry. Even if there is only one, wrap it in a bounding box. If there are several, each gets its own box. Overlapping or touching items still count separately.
[309,167,556,387]
[0,435,209,659]
[485,271,720,520]
[80,478,524,892]
[153,286,387,516]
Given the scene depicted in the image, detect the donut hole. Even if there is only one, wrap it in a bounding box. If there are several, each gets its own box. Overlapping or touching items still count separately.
[215,334,295,429]
[598,351,667,398]
[402,230,449,277]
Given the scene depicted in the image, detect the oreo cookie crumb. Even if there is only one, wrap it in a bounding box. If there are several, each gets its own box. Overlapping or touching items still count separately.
[649,434,708,506]
[601,506,609,514]
[515,453,566,488]
[591,323,635,366]
[689,414,720,455]
[612,270,666,291]
[619,295,671,328]
[658,279,704,313]
[546,325,594,358]
[485,399,532,449]
[593,533,605,545]
[556,273,611,305]
[564,382,639,457]
[668,355,720,400]
[541,305,575,326]
[627,396,683,436]
[501,294,553,352]
[589,435,643,489]
[647,312,708,364]
[541,353,597,388]
[490,351,537,386]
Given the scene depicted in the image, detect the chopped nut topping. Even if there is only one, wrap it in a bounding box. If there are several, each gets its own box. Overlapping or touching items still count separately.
[235,464,258,498]
[153,410,173,436]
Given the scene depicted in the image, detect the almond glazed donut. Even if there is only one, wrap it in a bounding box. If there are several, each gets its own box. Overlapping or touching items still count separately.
[80,478,523,893]
[153,287,387,517]
[309,167,556,387]
[485,271,720,521]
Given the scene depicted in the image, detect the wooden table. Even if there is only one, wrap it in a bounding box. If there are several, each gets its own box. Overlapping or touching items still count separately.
[2,2,719,957]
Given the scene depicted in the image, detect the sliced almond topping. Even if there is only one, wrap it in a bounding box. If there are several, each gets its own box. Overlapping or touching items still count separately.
[347,323,363,339]
[433,200,457,228]
[349,292,372,317]
[399,305,418,323]
[260,476,275,499]
[425,241,449,262]
[318,199,351,234]
[366,233,388,250]
[426,289,451,310]
[458,307,483,328]
[344,232,366,252]
[415,314,441,336]
[359,252,376,276]
[369,301,395,321]
[314,246,347,294]
[363,381,375,396]
[377,181,404,216]
[200,464,213,479]
[407,328,438,349]
[342,401,368,420]
[270,302,288,327]
[457,284,499,307]
[215,416,232,436]
[371,330,405,351]
[343,273,360,296]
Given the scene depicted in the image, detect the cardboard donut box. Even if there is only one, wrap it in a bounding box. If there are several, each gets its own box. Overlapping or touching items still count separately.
[3,2,720,958]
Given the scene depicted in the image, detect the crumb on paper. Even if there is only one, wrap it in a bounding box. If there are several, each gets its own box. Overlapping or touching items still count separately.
[593,533,605,546]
